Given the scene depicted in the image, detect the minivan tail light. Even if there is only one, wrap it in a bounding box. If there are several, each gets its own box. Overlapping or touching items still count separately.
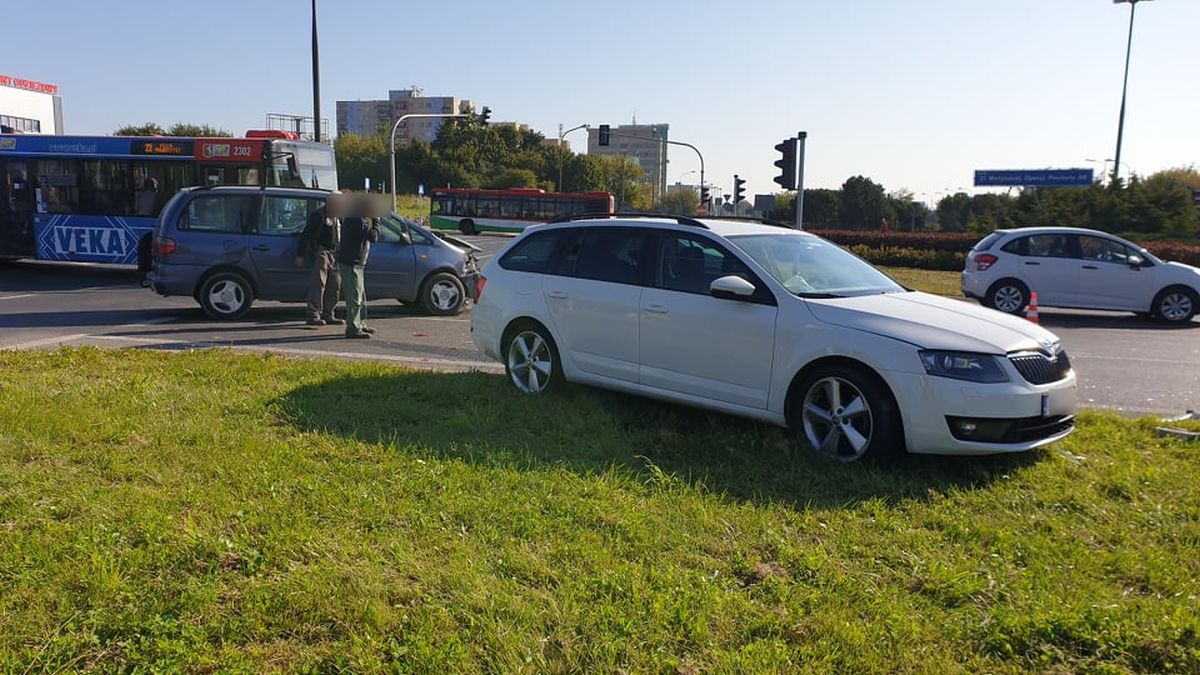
[152,235,176,257]
[974,253,998,271]
[474,274,487,302]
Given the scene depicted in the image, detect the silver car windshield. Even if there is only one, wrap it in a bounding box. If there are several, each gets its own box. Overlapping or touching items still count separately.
[728,233,905,297]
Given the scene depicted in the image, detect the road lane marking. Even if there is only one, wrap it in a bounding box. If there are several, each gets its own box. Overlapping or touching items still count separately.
[0,294,34,301]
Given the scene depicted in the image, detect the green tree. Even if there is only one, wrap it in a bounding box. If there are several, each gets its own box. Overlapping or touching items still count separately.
[334,133,389,191]
[491,168,540,189]
[114,123,167,136]
[936,192,972,232]
[841,176,892,229]
[167,123,232,137]
[657,188,699,216]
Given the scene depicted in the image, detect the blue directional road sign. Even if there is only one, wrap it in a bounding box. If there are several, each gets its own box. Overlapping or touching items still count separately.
[974,169,1094,187]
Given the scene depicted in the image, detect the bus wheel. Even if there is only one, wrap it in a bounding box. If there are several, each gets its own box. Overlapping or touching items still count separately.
[459,219,477,235]
[199,271,254,320]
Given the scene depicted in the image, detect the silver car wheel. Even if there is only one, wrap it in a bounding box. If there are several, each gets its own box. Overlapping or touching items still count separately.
[801,376,874,462]
[993,285,1024,313]
[1159,292,1193,322]
[507,330,553,393]
[207,280,246,315]
[430,279,461,311]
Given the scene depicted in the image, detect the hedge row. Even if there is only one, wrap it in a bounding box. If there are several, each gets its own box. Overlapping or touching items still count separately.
[813,229,1200,267]
[846,245,966,271]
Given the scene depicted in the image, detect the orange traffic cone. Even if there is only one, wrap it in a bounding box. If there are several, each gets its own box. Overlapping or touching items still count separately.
[1026,291,1039,324]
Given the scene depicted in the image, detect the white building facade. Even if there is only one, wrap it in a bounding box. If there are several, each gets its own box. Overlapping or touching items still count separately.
[0,74,63,134]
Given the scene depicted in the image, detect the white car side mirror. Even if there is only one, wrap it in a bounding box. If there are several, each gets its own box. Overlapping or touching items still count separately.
[710,275,756,299]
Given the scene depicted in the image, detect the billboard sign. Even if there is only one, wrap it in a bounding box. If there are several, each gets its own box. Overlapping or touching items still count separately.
[974,169,1094,187]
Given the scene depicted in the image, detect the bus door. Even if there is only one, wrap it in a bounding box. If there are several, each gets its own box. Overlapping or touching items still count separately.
[0,158,36,257]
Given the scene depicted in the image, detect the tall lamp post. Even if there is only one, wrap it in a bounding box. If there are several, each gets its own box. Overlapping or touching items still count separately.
[311,0,321,143]
[557,123,588,192]
[1111,0,1153,186]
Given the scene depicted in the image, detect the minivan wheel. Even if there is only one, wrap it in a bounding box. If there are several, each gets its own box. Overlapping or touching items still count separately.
[504,324,561,394]
[419,272,465,316]
[790,365,902,463]
[1152,287,1197,323]
[459,219,477,235]
[198,271,253,320]
[985,279,1029,315]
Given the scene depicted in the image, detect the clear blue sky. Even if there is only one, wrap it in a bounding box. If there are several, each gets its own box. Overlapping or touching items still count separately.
[4,0,1197,202]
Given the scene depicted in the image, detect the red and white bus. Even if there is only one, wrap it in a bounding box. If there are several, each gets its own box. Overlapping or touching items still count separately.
[429,187,614,234]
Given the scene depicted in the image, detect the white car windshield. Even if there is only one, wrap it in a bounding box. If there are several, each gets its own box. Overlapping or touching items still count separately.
[728,234,906,297]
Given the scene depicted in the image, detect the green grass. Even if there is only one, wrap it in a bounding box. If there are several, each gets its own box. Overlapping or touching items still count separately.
[880,265,962,296]
[2,349,1198,672]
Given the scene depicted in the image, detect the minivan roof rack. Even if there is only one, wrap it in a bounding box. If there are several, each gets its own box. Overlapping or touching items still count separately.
[547,212,709,229]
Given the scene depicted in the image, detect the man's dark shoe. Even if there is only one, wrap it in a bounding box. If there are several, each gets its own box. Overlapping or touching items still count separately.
[345,332,371,339]
[306,318,326,326]
[361,326,376,334]
[322,316,345,325]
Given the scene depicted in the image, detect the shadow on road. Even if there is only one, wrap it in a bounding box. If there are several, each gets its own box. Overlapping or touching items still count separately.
[279,370,1042,510]
[1037,310,1199,331]
[0,259,141,292]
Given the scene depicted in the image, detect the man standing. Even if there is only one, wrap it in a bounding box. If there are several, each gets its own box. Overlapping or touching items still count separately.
[337,197,381,339]
[297,194,343,326]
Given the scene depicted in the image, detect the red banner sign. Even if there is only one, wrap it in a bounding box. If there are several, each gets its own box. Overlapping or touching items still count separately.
[0,74,59,95]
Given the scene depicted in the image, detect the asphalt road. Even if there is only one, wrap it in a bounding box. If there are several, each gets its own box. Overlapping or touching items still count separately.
[2,237,1197,416]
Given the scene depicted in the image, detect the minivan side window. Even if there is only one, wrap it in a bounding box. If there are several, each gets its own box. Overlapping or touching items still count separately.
[259,196,322,236]
[180,195,258,233]
[499,230,562,273]
[553,227,647,285]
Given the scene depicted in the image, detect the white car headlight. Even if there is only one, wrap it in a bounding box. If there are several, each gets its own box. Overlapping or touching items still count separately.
[919,350,1010,383]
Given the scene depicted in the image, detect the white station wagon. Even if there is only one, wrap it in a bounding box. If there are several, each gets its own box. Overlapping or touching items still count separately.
[471,215,1077,463]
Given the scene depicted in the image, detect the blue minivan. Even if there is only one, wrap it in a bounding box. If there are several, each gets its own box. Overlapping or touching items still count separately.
[147,186,477,320]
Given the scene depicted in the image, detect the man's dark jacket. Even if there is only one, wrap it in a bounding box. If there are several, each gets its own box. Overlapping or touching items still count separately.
[337,216,380,266]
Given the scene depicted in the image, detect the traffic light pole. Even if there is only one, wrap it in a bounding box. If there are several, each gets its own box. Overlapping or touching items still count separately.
[605,129,706,213]
[795,131,807,229]
[389,112,469,209]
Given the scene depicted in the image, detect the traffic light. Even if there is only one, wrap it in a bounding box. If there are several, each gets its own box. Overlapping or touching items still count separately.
[598,124,610,147]
[479,106,492,125]
[699,185,710,206]
[773,138,797,189]
[1193,189,1200,210]
[733,175,746,204]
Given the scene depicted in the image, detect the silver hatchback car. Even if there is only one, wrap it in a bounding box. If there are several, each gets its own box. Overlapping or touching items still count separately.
[147,186,478,319]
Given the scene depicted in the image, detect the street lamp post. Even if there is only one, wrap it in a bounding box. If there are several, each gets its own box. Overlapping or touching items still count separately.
[557,123,588,192]
[389,113,468,209]
[605,128,708,214]
[1111,0,1153,186]
[311,0,321,143]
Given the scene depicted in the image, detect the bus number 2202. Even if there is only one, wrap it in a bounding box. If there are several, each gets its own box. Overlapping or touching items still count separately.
[232,145,253,158]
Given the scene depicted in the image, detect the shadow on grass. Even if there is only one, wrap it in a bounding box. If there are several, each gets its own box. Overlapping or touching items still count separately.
[279,370,1042,510]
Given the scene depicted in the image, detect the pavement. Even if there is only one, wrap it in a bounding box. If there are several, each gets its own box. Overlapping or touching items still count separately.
[2,236,1197,416]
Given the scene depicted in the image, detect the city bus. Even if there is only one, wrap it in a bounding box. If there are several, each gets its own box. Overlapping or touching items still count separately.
[430,187,615,234]
[0,130,336,265]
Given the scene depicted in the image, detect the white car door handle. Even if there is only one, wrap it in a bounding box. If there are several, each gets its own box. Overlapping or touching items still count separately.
[644,304,669,314]
[547,291,568,299]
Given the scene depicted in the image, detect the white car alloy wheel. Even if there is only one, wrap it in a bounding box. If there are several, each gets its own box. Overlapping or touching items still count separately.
[506,329,555,393]
[801,376,875,462]
[1157,290,1195,323]
[990,284,1026,314]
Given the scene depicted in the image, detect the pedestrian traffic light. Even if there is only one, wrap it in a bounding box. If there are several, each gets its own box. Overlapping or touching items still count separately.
[733,175,745,204]
[598,124,610,147]
[479,106,492,125]
[773,138,797,189]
